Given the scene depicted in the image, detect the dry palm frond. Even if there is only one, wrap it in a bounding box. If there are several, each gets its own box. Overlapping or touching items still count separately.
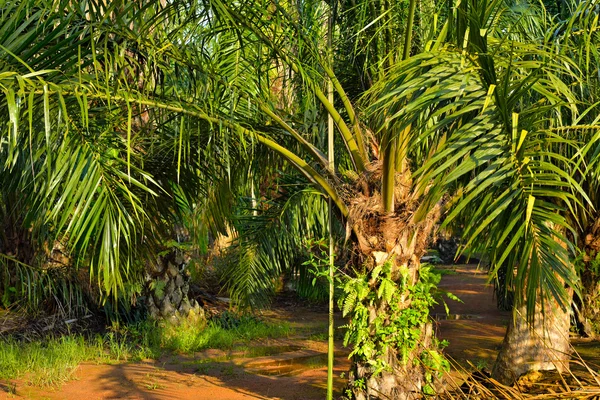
[439,343,600,399]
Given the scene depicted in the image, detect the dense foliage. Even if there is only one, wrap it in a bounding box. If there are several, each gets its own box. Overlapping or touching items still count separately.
[0,0,599,396]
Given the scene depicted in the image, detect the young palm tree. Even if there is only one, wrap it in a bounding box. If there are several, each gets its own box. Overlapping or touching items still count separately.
[0,0,219,318]
[2,0,598,397]
[70,0,588,396]
[553,1,600,337]
[367,0,591,386]
[478,0,600,383]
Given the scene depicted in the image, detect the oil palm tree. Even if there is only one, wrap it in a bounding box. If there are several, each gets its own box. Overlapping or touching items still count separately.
[0,0,223,318]
[473,0,600,383]
[2,0,598,397]
[69,0,590,396]
[553,0,600,337]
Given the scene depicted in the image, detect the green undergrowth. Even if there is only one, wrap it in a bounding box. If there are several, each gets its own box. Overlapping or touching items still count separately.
[159,313,292,353]
[431,266,459,276]
[0,335,107,386]
[0,313,292,386]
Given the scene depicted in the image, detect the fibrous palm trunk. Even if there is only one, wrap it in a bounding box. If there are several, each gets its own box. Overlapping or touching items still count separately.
[350,296,435,400]
[492,300,571,385]
[578,217,600,336]
[345,164,443,399]
[145,250,205,326]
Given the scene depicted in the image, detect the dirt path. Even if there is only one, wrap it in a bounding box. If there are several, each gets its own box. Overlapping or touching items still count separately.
[6,344,349,400]
[1,307,351,400]
[0,265,513,399]
[432,264,510,369]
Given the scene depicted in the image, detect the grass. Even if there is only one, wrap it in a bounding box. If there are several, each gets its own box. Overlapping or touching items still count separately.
[159,317,292,353]
[304,323,345,342]
[0,336,108,386]
[0,314,292,387]
[432,266,459,276]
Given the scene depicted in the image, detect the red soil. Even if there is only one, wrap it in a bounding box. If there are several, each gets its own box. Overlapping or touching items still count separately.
[432,264,510,368]
[1,264,510,399]
[1,307,351,400]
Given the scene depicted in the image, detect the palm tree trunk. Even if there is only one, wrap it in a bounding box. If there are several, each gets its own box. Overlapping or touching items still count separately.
[492,299,571,385]
[348,258,435,400]
[344,173,443,398]
[351,327,435,400]
[578,218,600,336]
[145,250,205,326]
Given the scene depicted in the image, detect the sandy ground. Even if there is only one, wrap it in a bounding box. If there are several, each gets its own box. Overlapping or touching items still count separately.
[0,306,351,400]
[432,264,510,368]
[4,348,349,399]
[0,264,515,399]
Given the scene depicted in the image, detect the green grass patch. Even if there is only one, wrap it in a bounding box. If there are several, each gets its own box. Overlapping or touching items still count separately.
[0,314,291,386]
[0,336,105,386]
[158,317,292,353]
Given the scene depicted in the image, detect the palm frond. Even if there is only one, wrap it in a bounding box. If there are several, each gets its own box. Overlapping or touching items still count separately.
[365,4,586,314]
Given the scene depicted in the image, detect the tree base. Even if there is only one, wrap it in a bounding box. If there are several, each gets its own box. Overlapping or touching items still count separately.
[347,324,439,400]
[492,303,570,385]
[145,252,205,326]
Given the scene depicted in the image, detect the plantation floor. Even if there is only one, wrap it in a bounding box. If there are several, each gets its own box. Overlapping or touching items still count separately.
[432,264,511,370]
[1,342,349,399]
[0,305,351,400]
[4,264,600,399]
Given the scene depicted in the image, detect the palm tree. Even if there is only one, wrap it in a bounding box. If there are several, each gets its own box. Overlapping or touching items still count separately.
[0,0,217,320]
[553,1,600,337]
[475,0,600,383]
[70,0,591,396]
[4,1,439,396]
[2,0,598,397]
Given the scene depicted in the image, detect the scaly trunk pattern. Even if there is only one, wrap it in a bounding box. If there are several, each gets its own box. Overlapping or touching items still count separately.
[145,250,205,326]
[578,217,600,336]
[344,163,443,399]
[492,300,571,385]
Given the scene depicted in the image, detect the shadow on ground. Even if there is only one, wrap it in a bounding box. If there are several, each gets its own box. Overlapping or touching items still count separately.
[1,335,350,400]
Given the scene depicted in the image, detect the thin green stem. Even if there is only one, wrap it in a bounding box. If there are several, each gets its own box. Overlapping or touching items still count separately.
[403,0,417,60]
[268,1,368,163]
[381,135,397,213]
[380,0,417,213]
[321,63,368,162]
[327,9,335,400]
[222,6,367,172]
[314,86,366,172]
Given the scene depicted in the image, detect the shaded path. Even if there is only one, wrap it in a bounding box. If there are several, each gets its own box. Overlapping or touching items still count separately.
[432,264,510,368]
[0,306,350,400]
[10,264,598,399]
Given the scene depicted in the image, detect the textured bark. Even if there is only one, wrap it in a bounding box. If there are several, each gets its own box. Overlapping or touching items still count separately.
[346,251,442,400]
[435,234,460,264]
[349,319,433,400]
[578,219,600,336]
[345,254,438,399]
[492,302,571,385]
[343,162,443,399]
[145,251,204,326]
